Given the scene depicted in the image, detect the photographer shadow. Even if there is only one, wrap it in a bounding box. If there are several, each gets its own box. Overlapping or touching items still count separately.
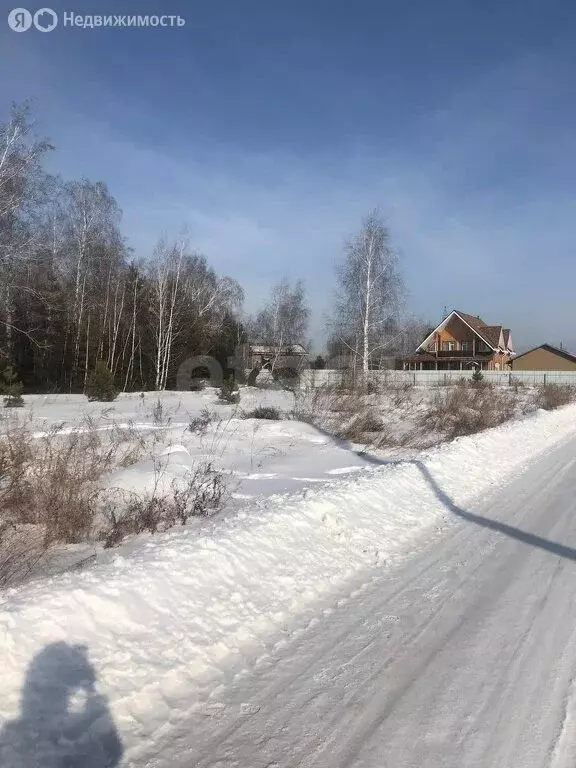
[0,641,123,767]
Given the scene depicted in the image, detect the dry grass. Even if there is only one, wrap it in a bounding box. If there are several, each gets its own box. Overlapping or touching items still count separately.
[0,422,111,544]
[293,381,355,422]
[294,376,548,449]
[419,381,519,441]
[102,462,227,548]
[219,377,240,404]
[242,406,282,420]
[0,523,46,588]
[336,409,384,441]
[0,416,228,587]
[391,383,414,408]
[536,384,576,411]
[0,422,110,587]
[1,421,144,552]
[188,407,218,436]
[293,381,396,446]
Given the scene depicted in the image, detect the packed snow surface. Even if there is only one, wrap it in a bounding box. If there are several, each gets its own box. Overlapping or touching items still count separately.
[1,398,576,766]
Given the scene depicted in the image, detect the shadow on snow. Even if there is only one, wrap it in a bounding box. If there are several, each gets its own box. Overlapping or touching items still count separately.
[357,446,576,563]
[0,641,123,768]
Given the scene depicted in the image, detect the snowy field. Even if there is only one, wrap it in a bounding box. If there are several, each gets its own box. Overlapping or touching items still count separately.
[0,381,550,550]
[1,387,378,500]
[1,383,576,766]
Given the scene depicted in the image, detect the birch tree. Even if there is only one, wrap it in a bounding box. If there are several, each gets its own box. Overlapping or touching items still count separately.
[0,103,52,362]
[0,102,252,393]
[330,210,402,375]
[252,279,310,371]
[54,180,124,388]
[180,254,243,337]
[388,316,432,357]
[147,236,186,390]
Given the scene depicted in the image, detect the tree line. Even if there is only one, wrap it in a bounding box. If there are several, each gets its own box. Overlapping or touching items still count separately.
[0,102,427,392]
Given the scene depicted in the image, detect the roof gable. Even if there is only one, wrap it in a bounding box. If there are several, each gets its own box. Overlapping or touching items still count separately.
[416,310,500,352]
[502,329,515,353]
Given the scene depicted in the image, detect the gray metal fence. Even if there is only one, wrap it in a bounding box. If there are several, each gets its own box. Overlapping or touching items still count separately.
[301,369,576,388]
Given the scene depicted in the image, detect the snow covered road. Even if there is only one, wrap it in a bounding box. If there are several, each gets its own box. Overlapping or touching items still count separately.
[153,434,576,768]
[2,404,576,767]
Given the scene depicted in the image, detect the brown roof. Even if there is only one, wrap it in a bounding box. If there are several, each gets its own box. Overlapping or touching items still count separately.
[453,312,503,349]
[481,325,503,347]
[453,311,513,350]
[512,343,576,364]
[454,311,489,335]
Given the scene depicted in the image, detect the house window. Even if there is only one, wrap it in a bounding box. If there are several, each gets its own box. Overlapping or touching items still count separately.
[461,341,472,352]
[442,341,456,351]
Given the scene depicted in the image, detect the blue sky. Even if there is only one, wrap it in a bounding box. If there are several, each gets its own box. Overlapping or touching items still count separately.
[1,0,576,351]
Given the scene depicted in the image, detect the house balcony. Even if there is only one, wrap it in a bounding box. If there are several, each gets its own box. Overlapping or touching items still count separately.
[420,349,492,358]
[435,349,490,358]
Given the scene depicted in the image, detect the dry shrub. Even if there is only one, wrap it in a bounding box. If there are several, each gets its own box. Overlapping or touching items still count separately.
[1,415,230,583]
[0,394,234,585]
[391,383,414,408]
[337,409,384,441]
[293,380,391,447]
[470,378,493,391]
[536,384,576,411]
[107,422,155,467]
[150,398,168,425]
[333,370,379,394]
[292,383,334,423]
[0,417,168,586]
[0,522,46,588]
[102,462,226,548]
[1,423,127,545]
[294,380,366,421]
[242,406,281,420]
[420,384,517,441]
[188,407,217,435]
[219,377,240,404]
[312,384,355,415]
[328,369,358,393]
[0,424,102,586]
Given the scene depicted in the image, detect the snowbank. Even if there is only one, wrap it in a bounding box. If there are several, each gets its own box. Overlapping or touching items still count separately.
[1,405,576,763]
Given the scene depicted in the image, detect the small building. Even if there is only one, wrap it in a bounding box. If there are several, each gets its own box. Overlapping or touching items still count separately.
[510,344,576,372]
[403,310,515,371]
[228,342,309,383]
[235,342,308,370]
